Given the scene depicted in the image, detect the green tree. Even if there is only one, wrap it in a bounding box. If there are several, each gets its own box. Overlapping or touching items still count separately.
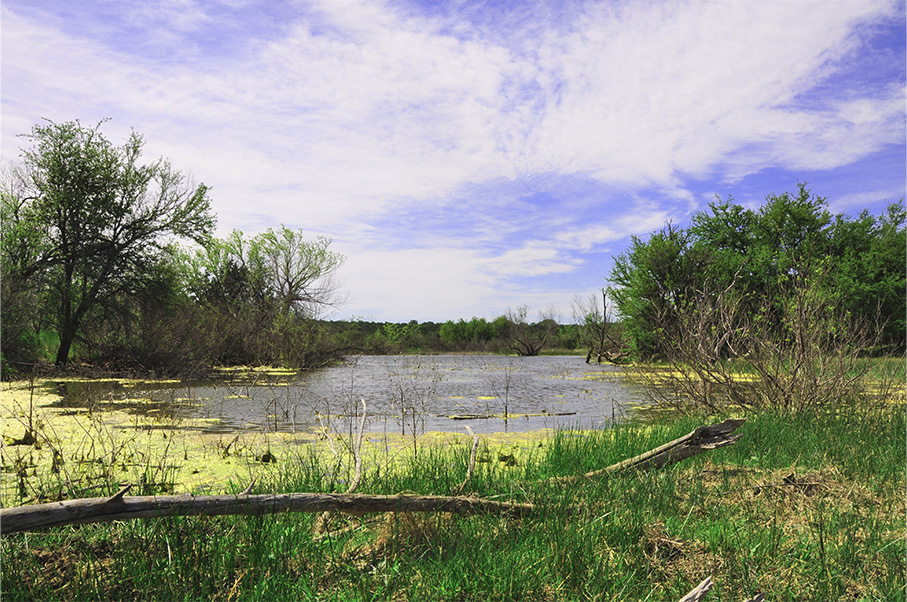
[258,227,345,318]
[439,317,495,350]
[610,185,905,358]
[179,226,344,318]
[826,202,906,349]
[173,226,345,366]
[608,223,711,359]
[2,119,215,366]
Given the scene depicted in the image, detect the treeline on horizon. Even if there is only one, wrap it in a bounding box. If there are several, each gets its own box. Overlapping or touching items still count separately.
[1,120,904,378]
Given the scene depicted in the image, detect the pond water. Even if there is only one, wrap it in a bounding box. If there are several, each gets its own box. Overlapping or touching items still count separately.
[47,355,649,436]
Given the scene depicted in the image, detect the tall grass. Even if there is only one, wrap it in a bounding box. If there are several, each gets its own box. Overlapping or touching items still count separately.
[2,406,904,601]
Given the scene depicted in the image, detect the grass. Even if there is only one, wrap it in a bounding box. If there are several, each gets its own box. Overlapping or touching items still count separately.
[2,403,904,601]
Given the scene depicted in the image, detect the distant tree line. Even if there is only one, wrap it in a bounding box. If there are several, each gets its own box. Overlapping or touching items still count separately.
[323,309,589,357]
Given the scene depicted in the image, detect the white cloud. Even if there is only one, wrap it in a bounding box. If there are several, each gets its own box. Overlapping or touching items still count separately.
[2,0,903,321]
[828,187,906,214]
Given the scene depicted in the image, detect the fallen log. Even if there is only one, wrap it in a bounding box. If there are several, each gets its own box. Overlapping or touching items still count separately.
[552,418,745,483]
[0,489,534,535]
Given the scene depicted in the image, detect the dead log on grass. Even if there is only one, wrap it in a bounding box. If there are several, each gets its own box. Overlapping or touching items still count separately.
[0,488,534,535]
[552,418,745,483]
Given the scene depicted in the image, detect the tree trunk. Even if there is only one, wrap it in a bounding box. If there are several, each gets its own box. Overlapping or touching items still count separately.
[54,324,77,367]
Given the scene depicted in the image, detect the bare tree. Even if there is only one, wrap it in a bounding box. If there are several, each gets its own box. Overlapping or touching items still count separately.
[632,263,890,413]
[572,288,628,364]
[504,305,556,356]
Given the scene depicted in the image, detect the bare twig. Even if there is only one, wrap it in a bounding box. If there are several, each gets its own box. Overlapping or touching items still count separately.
[346,399,367,495]
[455,426,480,495]
[314,399,367,534]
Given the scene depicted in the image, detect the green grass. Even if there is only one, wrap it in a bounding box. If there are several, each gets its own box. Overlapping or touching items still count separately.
[2,406,904,601]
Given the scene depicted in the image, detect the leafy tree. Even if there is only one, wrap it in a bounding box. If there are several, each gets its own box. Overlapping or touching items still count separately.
[439,317,495,350]
[1,119,214,366]
[608,223,712,359]
[172,226,345,366]
[179,226,344,318]
[258,227,345,318]
[610,185,905,358]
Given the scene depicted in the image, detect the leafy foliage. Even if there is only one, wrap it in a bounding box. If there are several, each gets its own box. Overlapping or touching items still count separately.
[610,184,905,359]
[1,119,215,367]
[1,121,347,374]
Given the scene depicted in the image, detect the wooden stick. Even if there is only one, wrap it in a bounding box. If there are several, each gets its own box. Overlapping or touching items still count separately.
[1,492,534,535]
[678,576,713,602]
[674,576,764,602]
[455,426,481,495]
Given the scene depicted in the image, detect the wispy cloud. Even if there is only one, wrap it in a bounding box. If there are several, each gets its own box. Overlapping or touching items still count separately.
[2,0,903,320]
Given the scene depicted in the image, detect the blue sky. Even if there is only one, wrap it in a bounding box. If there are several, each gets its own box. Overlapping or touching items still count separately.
[2,0,904,323]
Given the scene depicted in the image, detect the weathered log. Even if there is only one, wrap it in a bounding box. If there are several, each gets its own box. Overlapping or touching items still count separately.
[552,418,745,483]
[678,576,713,602]
[0,491,534,535]
[675,576,764,602]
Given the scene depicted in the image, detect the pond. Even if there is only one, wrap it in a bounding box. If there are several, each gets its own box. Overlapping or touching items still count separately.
[46,355,648,436]
[1,355,654,501]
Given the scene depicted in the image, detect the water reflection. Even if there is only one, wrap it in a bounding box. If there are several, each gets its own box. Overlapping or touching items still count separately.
[47,355,648,435]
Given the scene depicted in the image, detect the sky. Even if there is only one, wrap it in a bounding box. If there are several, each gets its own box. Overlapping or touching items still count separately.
[2,0,905,323]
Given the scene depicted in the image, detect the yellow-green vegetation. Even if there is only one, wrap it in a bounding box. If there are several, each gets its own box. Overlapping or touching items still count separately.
[0,378,552,505]
[1,371,904,601]
[622,356,906,416]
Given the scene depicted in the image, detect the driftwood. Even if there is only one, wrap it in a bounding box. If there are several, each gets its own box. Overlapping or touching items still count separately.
[679,577,714,602]
[676,576,765,602]
[1,418,744,535]
[551,418,745,483]
[455,425,481,495]
[0,489,534,535]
